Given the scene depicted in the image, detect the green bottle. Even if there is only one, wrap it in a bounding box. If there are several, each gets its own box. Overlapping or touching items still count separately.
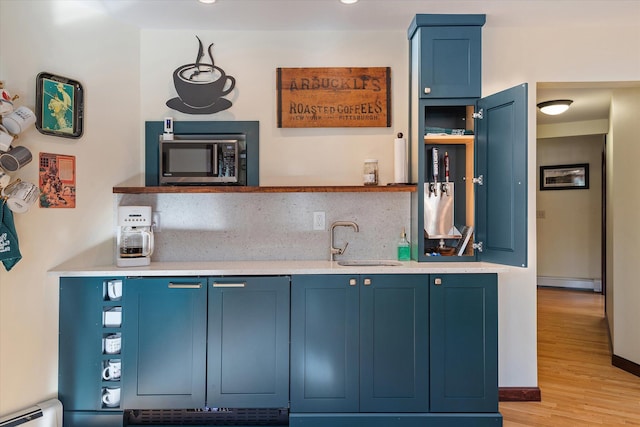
[397,228,411,261]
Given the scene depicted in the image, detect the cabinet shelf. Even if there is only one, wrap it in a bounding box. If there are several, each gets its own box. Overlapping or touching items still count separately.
[113,185,416,194]
[424,135,474,144]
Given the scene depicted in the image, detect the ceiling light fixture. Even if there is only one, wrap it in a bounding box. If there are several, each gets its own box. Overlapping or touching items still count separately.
[537,99,573,115]
[340,0,359,4]
[199,0,216,4]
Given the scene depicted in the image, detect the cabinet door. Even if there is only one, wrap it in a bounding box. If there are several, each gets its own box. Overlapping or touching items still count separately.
[476,83,528,267]
[429,274,498,413]
[122,277,207,409]
[418,26,482,99]
[290,275,359,413]
[359,274,429,413]
[60,277,120,411]
[207,276,290,408]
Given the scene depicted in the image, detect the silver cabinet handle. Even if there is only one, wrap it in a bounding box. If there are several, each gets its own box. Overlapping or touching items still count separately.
[434,278,442,286]
[363,278,372,286]
[349,278,357,286]
[424,87,431,94]
[168,282,202,289]
[213,282,246,288]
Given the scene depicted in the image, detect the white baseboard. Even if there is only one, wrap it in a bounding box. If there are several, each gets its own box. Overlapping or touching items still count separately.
[537,276,602,292]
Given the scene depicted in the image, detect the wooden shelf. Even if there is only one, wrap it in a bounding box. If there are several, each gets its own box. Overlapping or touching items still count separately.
[424,135,474,144]
[113,185,417,194]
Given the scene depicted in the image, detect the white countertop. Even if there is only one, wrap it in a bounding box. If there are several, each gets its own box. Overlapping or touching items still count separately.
[49,259,508,277]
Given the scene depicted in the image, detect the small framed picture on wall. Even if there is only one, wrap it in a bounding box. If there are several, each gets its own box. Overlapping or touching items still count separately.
[35,72,84,138]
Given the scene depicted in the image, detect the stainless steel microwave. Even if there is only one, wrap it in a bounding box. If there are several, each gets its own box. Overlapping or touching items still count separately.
[159,135,247,185]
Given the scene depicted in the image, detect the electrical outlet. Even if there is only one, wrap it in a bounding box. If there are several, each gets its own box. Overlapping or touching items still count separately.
[313,211,325,230]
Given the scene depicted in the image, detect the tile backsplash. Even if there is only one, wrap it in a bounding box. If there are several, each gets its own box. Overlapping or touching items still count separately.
[116,192,411,262]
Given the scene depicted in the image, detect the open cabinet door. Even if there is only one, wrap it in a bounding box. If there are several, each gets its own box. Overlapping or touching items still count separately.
[475,83,528,267]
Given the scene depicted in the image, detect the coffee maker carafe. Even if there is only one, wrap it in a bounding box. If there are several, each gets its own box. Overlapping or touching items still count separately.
[116,206,154,267]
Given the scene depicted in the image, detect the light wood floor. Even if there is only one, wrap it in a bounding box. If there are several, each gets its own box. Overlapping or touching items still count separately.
[500,287,640,426]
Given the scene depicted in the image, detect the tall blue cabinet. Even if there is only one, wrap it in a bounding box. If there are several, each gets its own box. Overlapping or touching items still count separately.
[408,14,528,267]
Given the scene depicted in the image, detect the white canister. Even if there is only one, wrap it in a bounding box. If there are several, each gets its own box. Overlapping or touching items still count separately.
[363,159,378,186]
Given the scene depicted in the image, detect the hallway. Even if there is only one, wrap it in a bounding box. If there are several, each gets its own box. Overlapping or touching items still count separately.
[500,288,640,426]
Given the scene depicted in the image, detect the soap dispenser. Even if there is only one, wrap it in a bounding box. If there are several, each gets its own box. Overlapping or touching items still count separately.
[397,228,411,261]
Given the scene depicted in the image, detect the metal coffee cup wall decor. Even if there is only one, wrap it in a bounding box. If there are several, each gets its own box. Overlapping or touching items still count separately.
[167,36,236,115]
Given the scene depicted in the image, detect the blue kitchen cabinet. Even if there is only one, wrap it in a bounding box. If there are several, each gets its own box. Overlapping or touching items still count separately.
[290,274,429,415]
[207,276,290,408]
[59,277,125,427]
[429,274,499,413]
[122,277,207,409]
[408,14,485,99]
[408,15,528,266]
[122,275,290,411]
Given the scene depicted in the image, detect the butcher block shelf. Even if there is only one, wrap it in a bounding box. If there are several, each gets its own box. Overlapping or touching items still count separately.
[113,185,417,194]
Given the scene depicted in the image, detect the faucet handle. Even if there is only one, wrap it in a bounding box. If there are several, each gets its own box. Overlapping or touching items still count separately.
[341,242,349,255]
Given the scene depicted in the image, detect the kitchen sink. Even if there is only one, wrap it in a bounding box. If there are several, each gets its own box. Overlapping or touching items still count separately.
[337,260,403,267]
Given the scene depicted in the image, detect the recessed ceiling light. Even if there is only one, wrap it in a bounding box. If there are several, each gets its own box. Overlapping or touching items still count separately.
[199,0,216,4]
[537,99,573,115]
[340,0,359,4]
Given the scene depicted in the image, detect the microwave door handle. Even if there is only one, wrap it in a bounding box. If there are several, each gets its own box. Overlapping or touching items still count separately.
[212,143,218,176]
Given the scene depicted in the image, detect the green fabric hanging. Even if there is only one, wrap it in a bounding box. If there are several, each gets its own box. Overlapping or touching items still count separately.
[0,201,22,271]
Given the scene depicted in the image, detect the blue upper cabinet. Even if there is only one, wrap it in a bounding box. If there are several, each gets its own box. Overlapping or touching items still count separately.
[408,14,485,99]
[408,14,528,267]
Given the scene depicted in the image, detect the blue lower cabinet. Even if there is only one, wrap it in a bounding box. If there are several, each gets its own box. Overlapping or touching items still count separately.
[290,274,429,413]
[207,276,290,408]
[59,277,126,427]
[122,277,208,409]
[429,274,499,413]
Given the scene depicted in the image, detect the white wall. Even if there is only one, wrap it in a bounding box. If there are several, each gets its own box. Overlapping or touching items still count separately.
[1,0,640,416]
[610,88,640,361]
[537,134,604,281]
[0,0,140,414]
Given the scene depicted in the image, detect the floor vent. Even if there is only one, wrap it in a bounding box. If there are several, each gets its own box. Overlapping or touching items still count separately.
[124,408,289,425]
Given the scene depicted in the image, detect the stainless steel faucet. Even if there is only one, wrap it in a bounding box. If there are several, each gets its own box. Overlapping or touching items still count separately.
[330,221,359,261]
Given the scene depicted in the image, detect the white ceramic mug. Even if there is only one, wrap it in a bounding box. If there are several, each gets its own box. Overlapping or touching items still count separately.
[104,334,121,354]
[2,106,36,135]
[1,180,39,213]
[0,125,14,152]
[102,359,122,381]
[102,307,122,328]
[0,145,32,172]
[107,280,123,301]
[102,387,121,407]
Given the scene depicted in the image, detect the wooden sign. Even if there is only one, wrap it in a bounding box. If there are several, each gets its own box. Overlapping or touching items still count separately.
[277,67,391,128]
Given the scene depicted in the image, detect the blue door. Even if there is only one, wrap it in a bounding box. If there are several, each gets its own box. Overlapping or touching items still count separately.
[122,277,207,409]
[207,276,290,408]
[475,83,528,267]
[429,274,498,412]
[290,275,359,412]
[359,274,429,412]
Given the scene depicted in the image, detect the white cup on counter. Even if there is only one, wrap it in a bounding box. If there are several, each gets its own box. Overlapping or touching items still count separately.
[102,359,121,381]
[102,387,121,407]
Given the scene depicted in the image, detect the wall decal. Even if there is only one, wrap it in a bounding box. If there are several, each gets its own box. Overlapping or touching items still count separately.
[167,36,235,115]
